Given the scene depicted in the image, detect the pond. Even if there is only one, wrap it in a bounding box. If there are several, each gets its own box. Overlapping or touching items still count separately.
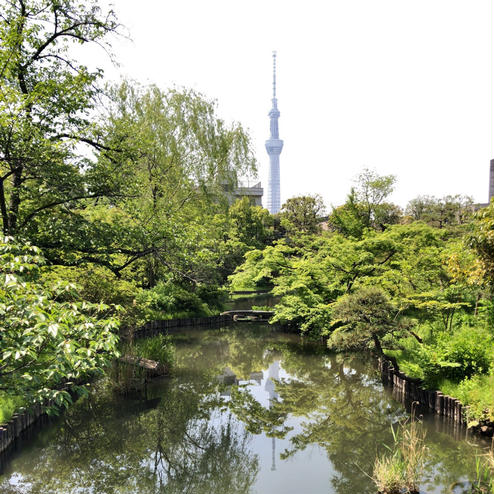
[0,323,489,494]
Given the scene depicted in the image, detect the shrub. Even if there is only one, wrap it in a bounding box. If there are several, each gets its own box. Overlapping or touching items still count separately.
[40,265,143,330]
[135,281,214,320]
[0,237,120,412]
[0,394,24,424]
[441,372,494,423]
[419,326,493,384]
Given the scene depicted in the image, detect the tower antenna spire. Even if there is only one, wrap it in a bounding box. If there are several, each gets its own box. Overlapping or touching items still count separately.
[272,50,277,99]
[265,51,283,214]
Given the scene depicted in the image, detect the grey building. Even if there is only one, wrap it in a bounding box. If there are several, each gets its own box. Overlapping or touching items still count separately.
[231,181,264,207]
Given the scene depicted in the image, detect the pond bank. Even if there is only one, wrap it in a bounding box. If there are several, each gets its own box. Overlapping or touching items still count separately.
[379,358,494,437]
[0,313,235,455]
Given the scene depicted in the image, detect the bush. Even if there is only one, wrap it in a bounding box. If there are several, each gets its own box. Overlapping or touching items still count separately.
[0,237,120,412]
[441,372,494,423]
[195,284,228,313]
[419,326,493,384]
[135,281,215,320]
[0,394,24,424]
[40,265,144,330]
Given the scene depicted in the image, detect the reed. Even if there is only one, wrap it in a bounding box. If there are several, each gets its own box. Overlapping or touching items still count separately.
[472,440,494,494]
[373,416,427,494]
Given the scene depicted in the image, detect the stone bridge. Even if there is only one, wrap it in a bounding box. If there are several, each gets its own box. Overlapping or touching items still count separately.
[220,310,274,322]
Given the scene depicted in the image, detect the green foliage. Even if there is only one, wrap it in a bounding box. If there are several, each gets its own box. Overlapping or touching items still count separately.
[0,0,260,341]
[441,372,494,423]
[134,280,216,320]
[229,242,295,291]
[27,82,257,283]
[0,0,121,236]
[0,393,24,424]
[328,168,400,236]
[0,237,120,411]
[228,197,274,249]
[232,187,493,421]
[328,287,406,364]
[134,334,175,367]
[405,194,474,229]
[467,200,494,289]
[279,194,326,236]
[373,420,427,494]
[328,190,368,238]
[419,326,493,383]
[40,264,144,329]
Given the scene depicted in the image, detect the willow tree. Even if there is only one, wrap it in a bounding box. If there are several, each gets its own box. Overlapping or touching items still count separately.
[35,81,258,284]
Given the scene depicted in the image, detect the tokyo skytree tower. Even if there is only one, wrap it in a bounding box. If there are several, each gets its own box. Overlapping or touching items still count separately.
[265,51,283,214]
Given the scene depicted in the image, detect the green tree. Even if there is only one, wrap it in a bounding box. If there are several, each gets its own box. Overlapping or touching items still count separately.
[26,82,256,290]
[353,168,398,229]
[279,194,326,236]
[328,189,368,238]
[405,195,474,229]
[328,287,403,369]
[467,200,494,290]
[229,241,296,292]
[0,237,119,410]
[228,197,273,249]
[0,0,121,236]
[329,169,400,237]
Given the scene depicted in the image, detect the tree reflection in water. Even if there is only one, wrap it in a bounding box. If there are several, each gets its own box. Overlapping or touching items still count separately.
[0,379,258,494]
[0,325,488,494]
[227,340,488,494]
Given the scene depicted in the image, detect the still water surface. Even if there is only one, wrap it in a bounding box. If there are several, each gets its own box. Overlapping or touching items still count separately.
[0,324,488,494]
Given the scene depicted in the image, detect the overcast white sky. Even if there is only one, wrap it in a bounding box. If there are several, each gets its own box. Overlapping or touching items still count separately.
[91,0,492,209]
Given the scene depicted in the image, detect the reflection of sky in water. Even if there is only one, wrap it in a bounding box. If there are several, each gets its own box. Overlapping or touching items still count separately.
[256,365,332,494]
[217,359,335,494]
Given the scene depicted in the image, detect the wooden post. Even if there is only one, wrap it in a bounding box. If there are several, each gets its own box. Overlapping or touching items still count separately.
[435,392,444,415]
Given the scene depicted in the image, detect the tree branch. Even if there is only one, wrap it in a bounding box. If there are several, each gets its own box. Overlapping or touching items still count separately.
[54,133,123,153]
[18,191,126,229]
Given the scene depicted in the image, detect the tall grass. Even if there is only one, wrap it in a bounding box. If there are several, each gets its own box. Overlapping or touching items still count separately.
[440,372,494,424]
[472,441,494,494]
[134,334,175,367]
[373,417,427,494]
[110,334,175,393]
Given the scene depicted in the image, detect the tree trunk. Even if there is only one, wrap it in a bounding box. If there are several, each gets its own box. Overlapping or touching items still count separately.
[8,166,23,233]
[0,179,9,234]
[372,333,399,372]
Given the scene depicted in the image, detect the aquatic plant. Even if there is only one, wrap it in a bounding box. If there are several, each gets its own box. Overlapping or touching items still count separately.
[135,334,175,367]
[471,441,494,494]
[110,334,175,394]
[372,417,427,494]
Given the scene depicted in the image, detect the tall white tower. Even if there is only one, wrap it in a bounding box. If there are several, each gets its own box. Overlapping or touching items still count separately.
[265,51,283,214]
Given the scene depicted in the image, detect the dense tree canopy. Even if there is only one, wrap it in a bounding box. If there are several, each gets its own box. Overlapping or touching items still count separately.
[279,194,326,236]
[405,195,474,228]
[0,0,121,235]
